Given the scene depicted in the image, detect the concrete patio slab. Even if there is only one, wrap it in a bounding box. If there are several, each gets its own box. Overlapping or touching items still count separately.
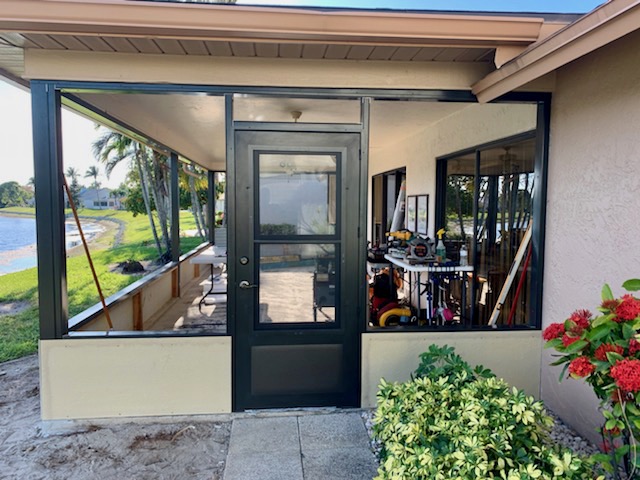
[224,450,304,480]
[301,447,379,480]
[227,416,300,453]
[223,411,378,480]
[298,412,370,450]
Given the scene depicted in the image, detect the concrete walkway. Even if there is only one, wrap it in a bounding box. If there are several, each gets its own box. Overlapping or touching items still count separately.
[223,411,379,480]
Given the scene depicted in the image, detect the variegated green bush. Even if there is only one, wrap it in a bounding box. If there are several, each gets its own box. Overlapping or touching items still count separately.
[372,346,603,480]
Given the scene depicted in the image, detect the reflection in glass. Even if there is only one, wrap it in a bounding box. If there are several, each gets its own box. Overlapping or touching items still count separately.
[179,161,210,254]
[442,137,536,326]
[258,154,337,236]
[259,244,337,324]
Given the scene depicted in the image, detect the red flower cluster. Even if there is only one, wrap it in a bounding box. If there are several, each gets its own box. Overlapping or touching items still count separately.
[629,338,640,356]
[615,295,640,322]
[569,309,592,331]
[610,359,640,393]
[569,356,595,377]
[562,334,580,348]
[542,322,565,341]
[594,344,625,362]
[601,299,620,311]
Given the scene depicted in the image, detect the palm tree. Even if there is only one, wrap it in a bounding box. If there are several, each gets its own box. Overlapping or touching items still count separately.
[180,164,208,240]
[85,165,102,209]
[148,149,172,253]
[92,129,165,257]
[65,167,82,208]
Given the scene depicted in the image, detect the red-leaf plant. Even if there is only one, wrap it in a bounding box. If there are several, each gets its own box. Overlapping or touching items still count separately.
[543,279,640,479]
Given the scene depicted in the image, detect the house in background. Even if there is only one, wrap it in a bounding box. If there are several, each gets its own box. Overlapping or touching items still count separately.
[0,0,638,444]
[77,187,122,210]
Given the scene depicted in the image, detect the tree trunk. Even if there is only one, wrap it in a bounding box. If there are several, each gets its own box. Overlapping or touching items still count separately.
[452,177,466,239]
[135,148,163,257]
[188,174,206,240]
[149,151,171,254]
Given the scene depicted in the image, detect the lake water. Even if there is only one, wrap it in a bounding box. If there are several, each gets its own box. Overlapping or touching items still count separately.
[0,215,104,276]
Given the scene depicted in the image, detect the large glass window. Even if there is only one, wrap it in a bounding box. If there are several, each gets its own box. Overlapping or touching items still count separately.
[437,134,537,327]
[370,168,406,246]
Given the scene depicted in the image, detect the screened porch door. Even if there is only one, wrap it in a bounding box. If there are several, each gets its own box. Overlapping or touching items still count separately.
[232,130,362,411]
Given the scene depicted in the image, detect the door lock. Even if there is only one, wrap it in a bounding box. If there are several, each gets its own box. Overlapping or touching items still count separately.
[239,280,258,289]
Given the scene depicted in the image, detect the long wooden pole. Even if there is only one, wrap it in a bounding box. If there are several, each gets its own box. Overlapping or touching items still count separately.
[63,178,113,330]
[507,244,533,327]
[488,223,532,327]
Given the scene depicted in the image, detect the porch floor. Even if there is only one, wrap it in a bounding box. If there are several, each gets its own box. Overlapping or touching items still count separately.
[145,268,227,333]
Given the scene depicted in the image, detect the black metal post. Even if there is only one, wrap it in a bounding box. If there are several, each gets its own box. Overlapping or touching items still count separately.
[208,170,215,245]
[31,81,68,339]
[170,151,180,263]
[470,149,481,326]
[530,96,552,329]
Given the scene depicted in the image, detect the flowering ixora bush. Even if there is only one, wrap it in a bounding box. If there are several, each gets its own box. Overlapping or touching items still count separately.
[544,279,640,479]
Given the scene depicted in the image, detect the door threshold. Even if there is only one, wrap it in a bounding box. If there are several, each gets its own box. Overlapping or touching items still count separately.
[241,406,365,418]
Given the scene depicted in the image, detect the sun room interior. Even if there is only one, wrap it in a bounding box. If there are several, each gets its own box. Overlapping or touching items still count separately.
[56,90,541,336]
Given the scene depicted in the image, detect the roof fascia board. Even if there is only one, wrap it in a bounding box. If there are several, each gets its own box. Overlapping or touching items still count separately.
[473,0,640,102]
[0,0,546,47]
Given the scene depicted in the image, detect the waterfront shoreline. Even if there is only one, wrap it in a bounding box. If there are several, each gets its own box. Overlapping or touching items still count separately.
[0,211,120,276]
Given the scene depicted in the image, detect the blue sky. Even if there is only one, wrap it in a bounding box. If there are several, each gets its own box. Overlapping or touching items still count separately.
[237,0,603,13]
[1,0,606,187]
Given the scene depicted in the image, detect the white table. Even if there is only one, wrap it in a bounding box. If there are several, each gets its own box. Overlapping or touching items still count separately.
[384,254,473,325]
[190,246,227,312]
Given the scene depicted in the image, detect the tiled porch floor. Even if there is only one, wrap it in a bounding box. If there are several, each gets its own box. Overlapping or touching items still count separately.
[146,269,227,333]
[145,263,337,331]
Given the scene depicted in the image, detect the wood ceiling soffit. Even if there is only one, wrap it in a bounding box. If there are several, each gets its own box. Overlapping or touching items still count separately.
[301,44,328,59]
[21,33,66,50]
[229,42,256,57]
[324,44,351,59]
[254,43,278,58]
[128,37,162,54]
[389,46,421,61]
[102,36,139,54]
[368,46,398,61]
[205,41,232,56]
[278,43,303,58]
[180,40,208,55]
[154,38,186,55]
[346,45,376,60]
[76,36,115,52]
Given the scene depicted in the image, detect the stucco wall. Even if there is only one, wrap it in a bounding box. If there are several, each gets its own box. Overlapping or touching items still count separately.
[40,337,232,419]
[361,331,541,408]
[368,102,537,237]
[542,29,640,443]
[24,49,491,90]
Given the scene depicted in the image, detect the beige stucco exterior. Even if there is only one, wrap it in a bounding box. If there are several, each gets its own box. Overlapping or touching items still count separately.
[361,331,541,407]
[24,49,492,90]
[39,336,231,420]
[541,28,640,443]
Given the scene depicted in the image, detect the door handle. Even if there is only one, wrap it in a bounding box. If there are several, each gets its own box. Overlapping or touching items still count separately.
[239,280,258,289]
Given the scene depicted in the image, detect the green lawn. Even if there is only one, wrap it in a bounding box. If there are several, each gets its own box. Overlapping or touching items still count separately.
[0,207,208,363]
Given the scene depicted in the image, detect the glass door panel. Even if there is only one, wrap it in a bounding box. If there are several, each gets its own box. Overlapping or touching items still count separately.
[258,154,338,236]
[258,243,337,324]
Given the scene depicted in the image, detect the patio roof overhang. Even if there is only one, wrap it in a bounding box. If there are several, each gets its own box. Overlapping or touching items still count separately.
[0,0,577,170]
[472,0,640,102]
[1,0,549,47]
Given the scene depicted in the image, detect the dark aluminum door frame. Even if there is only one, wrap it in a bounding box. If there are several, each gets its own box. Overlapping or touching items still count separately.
[231,129,363,411]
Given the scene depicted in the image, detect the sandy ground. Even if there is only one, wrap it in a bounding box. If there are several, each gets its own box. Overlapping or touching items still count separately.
[0,355,231,480]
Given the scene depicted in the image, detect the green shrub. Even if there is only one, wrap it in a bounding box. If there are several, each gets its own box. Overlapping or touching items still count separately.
[414,343,494,385]
[372,345,603,480]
